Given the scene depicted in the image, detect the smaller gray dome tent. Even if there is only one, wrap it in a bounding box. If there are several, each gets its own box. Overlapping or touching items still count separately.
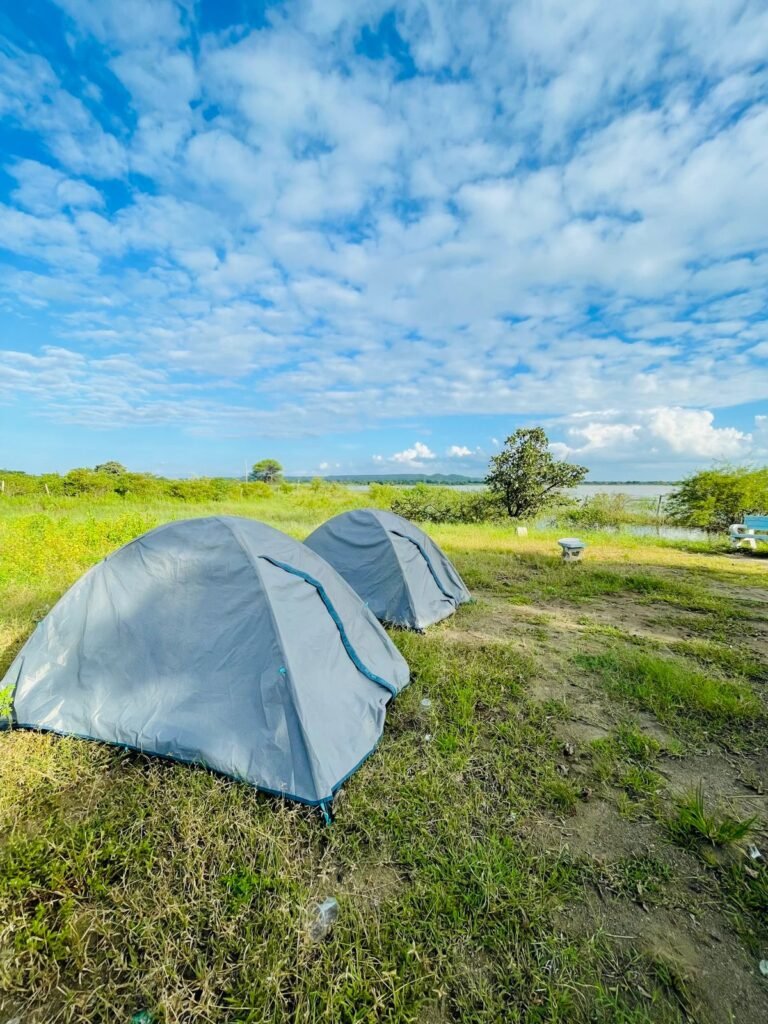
[305,510,471,630]
[1,516,409,811]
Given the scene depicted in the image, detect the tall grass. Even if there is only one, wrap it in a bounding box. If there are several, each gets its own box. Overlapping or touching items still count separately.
[575,647,764,737]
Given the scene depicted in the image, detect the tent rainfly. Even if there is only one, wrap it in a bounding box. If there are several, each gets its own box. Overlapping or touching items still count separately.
[0,516,409,814]
[305,509,471,630]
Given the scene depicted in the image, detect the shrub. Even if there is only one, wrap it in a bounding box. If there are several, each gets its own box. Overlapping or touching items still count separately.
[245,481,272,499]
[666,466,768,532]
[62,469,116,497]
[368,483,399,507]
[167,479,218,502]
[390,485,505,524]
[0,470,41,497]
[560,492,661,529]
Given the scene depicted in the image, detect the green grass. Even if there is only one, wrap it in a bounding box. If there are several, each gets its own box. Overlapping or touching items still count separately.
[669,638,768,682]
[574,647,764,742]
[667,784,759,848]
[1,489,767,1022]
[609,855,673,903]
[0,642,681,1024]
[588,723,670,803]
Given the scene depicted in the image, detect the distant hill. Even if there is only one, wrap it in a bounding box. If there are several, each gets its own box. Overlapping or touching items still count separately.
[286,474,680,486]
[286,473,485,485]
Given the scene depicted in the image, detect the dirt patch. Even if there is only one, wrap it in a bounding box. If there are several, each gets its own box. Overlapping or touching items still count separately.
[633,713,679,749]
[554,719,612,745]
[561,892,768,1023]
[534,799,660,859]
[341,864,403,907]
[658,750,768,824]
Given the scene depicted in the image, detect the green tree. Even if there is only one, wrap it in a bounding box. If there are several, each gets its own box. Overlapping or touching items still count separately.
[486,428,588,519]
[666,466,768,532]
[249,459,283,484]
[94,461,127,475]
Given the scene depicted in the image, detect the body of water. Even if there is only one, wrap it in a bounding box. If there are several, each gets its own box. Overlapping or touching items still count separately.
[351,480,713,542]
[447,482,679,499]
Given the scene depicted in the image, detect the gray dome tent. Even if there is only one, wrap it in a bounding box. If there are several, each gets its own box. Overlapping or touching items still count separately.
[305,510,471,630]
[1,516,409,812]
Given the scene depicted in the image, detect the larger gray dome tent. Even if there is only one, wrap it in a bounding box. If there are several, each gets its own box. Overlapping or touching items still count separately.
[1,516,409,812]
[305,510,471,630]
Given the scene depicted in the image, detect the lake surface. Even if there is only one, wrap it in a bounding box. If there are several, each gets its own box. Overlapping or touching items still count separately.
[352,480,713,541]
[449,482,679,499]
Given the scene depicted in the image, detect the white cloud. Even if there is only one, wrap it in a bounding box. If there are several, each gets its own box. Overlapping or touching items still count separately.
[554,406,753,464]
[0,1,765,462]
[55,0,185,48]
[391,441,436,465]
[646,408,750,457]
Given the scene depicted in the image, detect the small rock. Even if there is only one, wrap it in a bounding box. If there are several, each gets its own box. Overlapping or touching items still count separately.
[759,960,768,978]
[556,763,570,776]
[579,787,593,801]
[424,733,432,743]
[563,741,576,757]
[420,698,432,708]
[748,844,763,861]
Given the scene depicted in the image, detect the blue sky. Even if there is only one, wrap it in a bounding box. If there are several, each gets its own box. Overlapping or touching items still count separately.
[1,0,766,480]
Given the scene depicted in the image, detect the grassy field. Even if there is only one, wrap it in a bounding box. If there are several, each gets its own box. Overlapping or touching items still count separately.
[1,489,767,1023]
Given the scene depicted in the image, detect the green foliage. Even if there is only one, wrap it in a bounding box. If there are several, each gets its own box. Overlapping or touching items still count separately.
[0,683,13,720]
[390,484,504,524]
[368,482,399,506]
[666,465,768,532]
[561,492,662,529]
[166,478,231,502]
[62,468,116,497]
[94,461,127,475]
[575,646,764,739]
[486,428,587,519]
[668,783,758,847]
[249,458,283,483]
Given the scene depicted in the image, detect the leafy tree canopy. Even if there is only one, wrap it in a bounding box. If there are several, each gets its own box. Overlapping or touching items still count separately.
[249,459,283,484]
[666,466,768,532]
[94,461,127,475]
[486,427,588,519]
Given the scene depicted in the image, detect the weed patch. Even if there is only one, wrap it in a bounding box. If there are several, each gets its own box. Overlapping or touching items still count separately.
[575,646,764,741]
[667,784,759,848]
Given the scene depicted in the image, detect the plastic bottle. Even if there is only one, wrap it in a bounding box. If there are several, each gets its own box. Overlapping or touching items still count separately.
[308,897,339,941]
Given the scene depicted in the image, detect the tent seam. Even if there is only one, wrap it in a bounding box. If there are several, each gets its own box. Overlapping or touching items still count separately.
[260,556,397,698]
[390,530,459,606]
[374,514,420,627]
[213,516,330,803]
